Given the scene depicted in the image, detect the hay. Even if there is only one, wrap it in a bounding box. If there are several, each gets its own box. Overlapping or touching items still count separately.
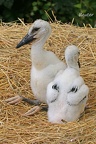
[0,21,96,144]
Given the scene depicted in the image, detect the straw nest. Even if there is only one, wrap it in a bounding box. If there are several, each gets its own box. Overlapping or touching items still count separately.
[0,21,96,144]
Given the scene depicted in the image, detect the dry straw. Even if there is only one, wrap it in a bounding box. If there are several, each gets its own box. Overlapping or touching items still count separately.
[0,21,96,144]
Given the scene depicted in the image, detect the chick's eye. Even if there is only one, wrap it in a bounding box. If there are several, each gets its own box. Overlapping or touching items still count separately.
[32,27,40,33]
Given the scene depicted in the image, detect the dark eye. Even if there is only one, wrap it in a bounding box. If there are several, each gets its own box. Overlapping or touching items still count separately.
[32,27,40,33]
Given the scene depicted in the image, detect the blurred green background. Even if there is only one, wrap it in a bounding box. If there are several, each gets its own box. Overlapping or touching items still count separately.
[0,0,96,27]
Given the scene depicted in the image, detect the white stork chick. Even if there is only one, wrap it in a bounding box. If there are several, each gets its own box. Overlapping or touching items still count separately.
[5,19,66,116]
[47,45,89,123]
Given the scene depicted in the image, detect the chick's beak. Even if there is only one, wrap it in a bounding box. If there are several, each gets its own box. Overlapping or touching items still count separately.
[16,33,36,48]
[78,60,81,68]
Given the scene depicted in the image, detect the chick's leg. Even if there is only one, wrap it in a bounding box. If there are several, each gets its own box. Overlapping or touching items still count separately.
[22,105,48,116]
[5,95,47,116]
[5,95,41,105]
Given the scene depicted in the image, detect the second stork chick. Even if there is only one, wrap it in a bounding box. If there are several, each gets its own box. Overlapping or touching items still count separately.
[47,45,89,123]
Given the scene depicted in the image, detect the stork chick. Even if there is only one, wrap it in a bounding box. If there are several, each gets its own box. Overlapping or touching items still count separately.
[47,45,89,123]
[5,19,66,116]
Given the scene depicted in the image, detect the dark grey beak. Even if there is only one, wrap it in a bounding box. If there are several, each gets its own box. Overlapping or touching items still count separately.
[78,60,81,68]
[16,33,36,48]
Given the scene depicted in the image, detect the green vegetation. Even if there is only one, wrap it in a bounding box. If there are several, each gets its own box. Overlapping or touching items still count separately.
[0,0,96,27]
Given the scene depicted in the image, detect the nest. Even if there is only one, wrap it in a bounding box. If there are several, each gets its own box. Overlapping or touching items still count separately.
[0,21,96,144]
